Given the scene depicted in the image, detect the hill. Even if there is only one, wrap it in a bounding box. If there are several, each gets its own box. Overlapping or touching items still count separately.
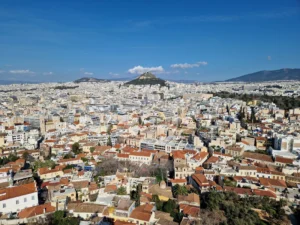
[226,68,300,82]
[74,77,110,83]
[125,72,167,86]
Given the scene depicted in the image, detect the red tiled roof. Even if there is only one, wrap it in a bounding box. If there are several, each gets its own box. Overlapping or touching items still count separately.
[0,182,37,201]
[18,203,55,219]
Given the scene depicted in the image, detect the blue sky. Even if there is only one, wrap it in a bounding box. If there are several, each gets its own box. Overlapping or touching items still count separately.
[0,0,300,82]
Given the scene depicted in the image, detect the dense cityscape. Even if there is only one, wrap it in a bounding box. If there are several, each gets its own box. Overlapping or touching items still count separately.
[0,75,299,225]
[1,0,300,224]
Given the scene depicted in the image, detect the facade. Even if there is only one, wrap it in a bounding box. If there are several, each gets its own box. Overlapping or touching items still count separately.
[0,182,38,214]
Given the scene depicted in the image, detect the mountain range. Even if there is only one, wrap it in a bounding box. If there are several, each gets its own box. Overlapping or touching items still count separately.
[225,68,300,82]
[0,68,299,85]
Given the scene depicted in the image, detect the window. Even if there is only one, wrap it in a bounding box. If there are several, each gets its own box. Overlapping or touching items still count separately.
[24,198,27,202]
[32,196,35,200]
[3,203,6,208]
[16,200,19,204]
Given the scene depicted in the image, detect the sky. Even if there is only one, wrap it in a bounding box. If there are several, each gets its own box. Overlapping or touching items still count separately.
[0,0,300,82]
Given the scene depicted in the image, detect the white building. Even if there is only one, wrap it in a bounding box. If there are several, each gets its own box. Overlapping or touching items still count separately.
[0,182,38,214]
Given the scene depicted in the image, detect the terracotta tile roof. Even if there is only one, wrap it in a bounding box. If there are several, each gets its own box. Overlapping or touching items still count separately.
[191,174,209,186]
[18,203,55,219]
[275,156,293,164]
[104,184,117,193]
[117,153,130,158]
[170,179,187,184]
[239,165,257,170]
[0,182,37,201]
[205,156,219,164]
[130,151,152,157]
[253,189,277,198]
[223,186,252,195]
[243,152,273,163]
[259,177,287,188]
[130,204,154,222]
[89,182,98,192]
[179,204,200,217]
[172,151,186,159]
[192,152,208,161]
[71,180,89,190]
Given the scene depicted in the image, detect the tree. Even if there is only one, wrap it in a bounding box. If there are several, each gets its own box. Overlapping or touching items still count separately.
[7,153,19,162]
[162,199,177,213]
[107,136,112,146]
[22,151,29,160]
[81,157,89,163]
[90,147,95,153]
[52,211,64,224]
[63,153,73,159]
[63,164,75,171]
[226,105,230,114]
[107,124,113,134]
[117,186,127,195]
[50,210,79,225]
[173,184,188,197]
[72,142,81,154]
[33,160,56,171]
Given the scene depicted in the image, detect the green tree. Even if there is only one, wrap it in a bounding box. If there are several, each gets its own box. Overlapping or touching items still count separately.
[81,157,89,163]
[162,199,177,213]
[22,151,29,160]
[90,147,95,153]
[117,186,127,195]
[33,160,56,171]
[63,153,73,159]
[72,142,81,154]
[173,184,188,197]
[226,105,230,114]
[107,124,113,134]
[7,153,19,162]
[138,117,142,125]
[52,211,64,224]
[107,136,112,146]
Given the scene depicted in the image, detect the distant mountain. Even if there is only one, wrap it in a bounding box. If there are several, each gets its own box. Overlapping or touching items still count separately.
[74,77,110,83]
[226,68,300,82]
[125,72,167,86]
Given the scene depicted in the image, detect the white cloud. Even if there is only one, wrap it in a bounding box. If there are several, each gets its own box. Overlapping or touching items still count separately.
[9,69,35,74]
[84,72,94,75]
[43,72,53,75]
[109,72,120,77]
[170,61,208,69]
[128,65,164,74]
[267,56,272,60]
